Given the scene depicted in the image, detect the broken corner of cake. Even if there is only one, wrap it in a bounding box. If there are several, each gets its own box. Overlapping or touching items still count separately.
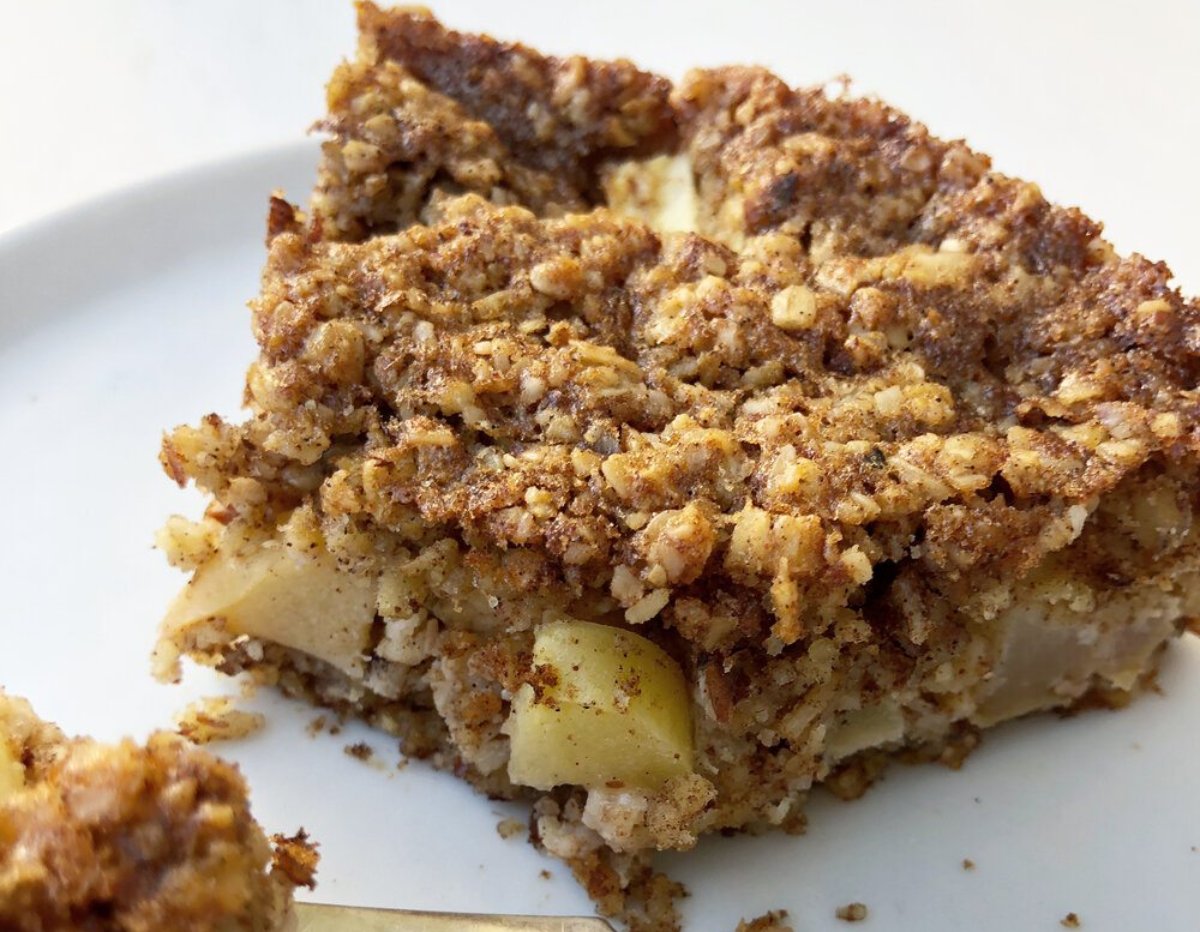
[0,690,316,929]
[155,2,1200,927]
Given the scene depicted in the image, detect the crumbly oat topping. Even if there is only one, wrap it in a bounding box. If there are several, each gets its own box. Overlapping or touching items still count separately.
[172,9,1198,669]
[173,165,1199,660]
[0,691,312,931]
[313,3,674,241]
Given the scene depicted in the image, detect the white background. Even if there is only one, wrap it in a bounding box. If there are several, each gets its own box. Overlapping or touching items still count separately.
[1,1,1198,289]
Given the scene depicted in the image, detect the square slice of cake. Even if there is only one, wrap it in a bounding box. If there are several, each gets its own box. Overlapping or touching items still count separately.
[0,691,315,930]
[156,4,1200,928]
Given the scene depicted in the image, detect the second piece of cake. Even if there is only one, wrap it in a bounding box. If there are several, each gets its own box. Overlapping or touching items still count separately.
[0,690,315,931]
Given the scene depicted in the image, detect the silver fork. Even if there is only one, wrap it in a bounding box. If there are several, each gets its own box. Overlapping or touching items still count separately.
[295,902,615,931]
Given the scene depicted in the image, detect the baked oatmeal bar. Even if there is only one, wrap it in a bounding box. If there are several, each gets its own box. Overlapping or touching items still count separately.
[156,4,1200,928]
[0,690,316,930]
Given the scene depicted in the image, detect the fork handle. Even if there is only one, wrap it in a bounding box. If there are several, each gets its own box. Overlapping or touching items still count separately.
[294,901,615,932]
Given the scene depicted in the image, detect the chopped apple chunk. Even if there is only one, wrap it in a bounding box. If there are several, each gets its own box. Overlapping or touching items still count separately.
[159,512,377,678]
[824,702,905,762]
[506,620,693,791]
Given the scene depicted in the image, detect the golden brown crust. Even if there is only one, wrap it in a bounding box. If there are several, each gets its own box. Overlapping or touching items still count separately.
[358,3,675,194]
[0,692,312,932]
[313,2,675,241]
[177,188,1199,656]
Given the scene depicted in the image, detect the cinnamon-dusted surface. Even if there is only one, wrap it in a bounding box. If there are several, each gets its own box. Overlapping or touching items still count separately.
[247,7,1200,658]
[181,157,1197,660]
[314,3,675,240]
[0,691,314,931]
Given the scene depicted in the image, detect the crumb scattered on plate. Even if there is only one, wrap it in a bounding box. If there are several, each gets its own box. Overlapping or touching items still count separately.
[271,829,320,890]
[836,902,869,922]
[1060,912,1081,928]
[961,858,975,870]
[496,818,525,840]
[736,909,792,932]
[343,742,373,761]
[175,696,264,745]
[306,714,345,738]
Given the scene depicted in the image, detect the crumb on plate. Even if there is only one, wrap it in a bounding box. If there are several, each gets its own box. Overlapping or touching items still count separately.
[836,902,869,922]
[175,695,265,745]
[736,909,793,931]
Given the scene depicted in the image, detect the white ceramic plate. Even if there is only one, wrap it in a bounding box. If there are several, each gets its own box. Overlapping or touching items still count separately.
[0,145,1197,931]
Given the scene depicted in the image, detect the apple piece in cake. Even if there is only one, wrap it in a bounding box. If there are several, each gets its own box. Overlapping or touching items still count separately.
[156,5,1200,929]
[0,690,316,930]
